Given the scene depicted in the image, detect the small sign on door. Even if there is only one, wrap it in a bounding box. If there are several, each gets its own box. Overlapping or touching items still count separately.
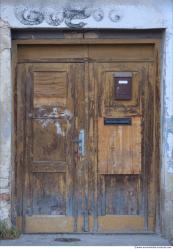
[118,80,128,84]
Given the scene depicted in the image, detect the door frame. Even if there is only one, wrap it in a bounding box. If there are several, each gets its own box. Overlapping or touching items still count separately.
[12,33,161,233]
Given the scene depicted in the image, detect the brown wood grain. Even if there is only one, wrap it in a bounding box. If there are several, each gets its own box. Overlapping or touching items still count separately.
[89,44,154,61]
[93,59,155,232]
[15,40,160,233]
[16,64,26,231]
[32,173,66,215]
[105,175,141,215]
[98,116,141,174]
[17,62,86,231]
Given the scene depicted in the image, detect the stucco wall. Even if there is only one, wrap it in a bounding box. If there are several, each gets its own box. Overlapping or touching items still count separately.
[0,0,173,240]
[0,0,168,29]
[0,18,11,226]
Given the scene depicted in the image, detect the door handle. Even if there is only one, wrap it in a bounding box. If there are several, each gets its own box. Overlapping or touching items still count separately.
[79,129,85,156]
[73,129,85,156]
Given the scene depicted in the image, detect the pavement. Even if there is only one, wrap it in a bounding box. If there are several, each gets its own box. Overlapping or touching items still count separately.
[0,233,172,246]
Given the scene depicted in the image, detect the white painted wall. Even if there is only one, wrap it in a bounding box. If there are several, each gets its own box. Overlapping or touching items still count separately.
[0,0,173,240]
[0,18,11,226]
[0,0,169,29]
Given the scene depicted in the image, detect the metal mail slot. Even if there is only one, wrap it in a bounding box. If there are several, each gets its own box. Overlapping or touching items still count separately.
[104,117,132,125]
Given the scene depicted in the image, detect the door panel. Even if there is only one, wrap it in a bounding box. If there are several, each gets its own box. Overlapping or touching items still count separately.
[98,116,141,174]
[18,63,85,232]
[88,62,155,232]
[32,173,66,215]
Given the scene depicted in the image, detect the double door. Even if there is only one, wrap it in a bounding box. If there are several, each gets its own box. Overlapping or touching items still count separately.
[16,44,157,233]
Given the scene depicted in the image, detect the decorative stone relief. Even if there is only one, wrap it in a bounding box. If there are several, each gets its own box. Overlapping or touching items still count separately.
[109,10,121,22]
[92,9,104,22]
[14,6,121,27]
[45,9,64,26]
[63,7,91,28]
[15,6,44,25]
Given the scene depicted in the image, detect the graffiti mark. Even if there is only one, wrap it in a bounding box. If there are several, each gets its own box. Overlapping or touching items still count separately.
[55,121,65,136]
[36,107,73,137]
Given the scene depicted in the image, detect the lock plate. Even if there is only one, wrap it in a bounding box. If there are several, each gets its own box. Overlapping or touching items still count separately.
[79,129,85,156]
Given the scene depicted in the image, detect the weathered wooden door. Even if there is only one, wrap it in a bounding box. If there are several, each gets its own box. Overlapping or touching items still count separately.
[17,62,86,232]
[16,43,158,233]
[87,44,157,232]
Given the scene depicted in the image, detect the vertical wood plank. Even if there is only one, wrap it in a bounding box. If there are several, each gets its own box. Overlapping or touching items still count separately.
[11,42,18,227]
[16,64,26,231]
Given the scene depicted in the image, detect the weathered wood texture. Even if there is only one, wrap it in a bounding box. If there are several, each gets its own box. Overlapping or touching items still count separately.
[32,173,66,215]
[12,29,162,40]
[34,71,67,106]
[15,41,159,233]
[91,53,156,231]
[98,116,141,174]
[17,62,86,232]
[97,175,142,215]
[17,44,155,63]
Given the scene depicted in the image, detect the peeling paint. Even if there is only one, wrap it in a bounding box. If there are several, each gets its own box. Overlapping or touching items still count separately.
[167,160,173,174]
[163,116,173,175]
[55,121,65,137]
[60,109,73,120]
[37,107,73,137]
